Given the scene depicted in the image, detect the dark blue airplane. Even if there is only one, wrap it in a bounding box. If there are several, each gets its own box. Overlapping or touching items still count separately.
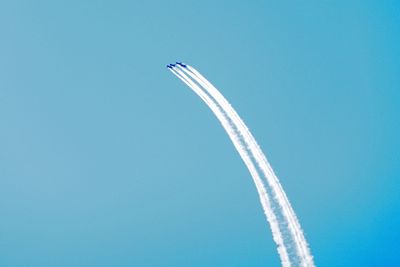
[176,62,187,67]
[166,63,176,69]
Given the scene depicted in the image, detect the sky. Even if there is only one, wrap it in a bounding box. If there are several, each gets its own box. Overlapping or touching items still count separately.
[0,1,399,266]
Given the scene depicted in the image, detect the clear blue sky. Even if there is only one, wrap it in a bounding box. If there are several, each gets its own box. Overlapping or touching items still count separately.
[1,1,399,266]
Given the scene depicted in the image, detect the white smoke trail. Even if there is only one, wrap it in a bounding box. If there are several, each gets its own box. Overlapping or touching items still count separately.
[169,63,315,266]
[177,65,314,265]
[170,67,291,266]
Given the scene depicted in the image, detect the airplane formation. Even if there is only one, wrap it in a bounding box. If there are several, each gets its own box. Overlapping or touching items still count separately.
[167,62,187,69]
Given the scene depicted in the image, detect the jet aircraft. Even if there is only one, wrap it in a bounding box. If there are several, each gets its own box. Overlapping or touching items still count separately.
[176,62,187,67]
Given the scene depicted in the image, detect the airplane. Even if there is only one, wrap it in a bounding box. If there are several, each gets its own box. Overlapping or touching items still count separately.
[166,63,176,69]
[176,62,187,67]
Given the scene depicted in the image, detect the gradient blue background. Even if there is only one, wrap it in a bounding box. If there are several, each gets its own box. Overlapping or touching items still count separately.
[1,1,399,266]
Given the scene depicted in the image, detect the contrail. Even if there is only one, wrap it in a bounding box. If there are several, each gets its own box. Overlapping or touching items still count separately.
[169,67,291,265]
[177,65,314,264]
[168,62,315,266]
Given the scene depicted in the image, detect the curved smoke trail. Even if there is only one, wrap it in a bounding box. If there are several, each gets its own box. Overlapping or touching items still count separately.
[168,63,315,267]
[170,67,291,265]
